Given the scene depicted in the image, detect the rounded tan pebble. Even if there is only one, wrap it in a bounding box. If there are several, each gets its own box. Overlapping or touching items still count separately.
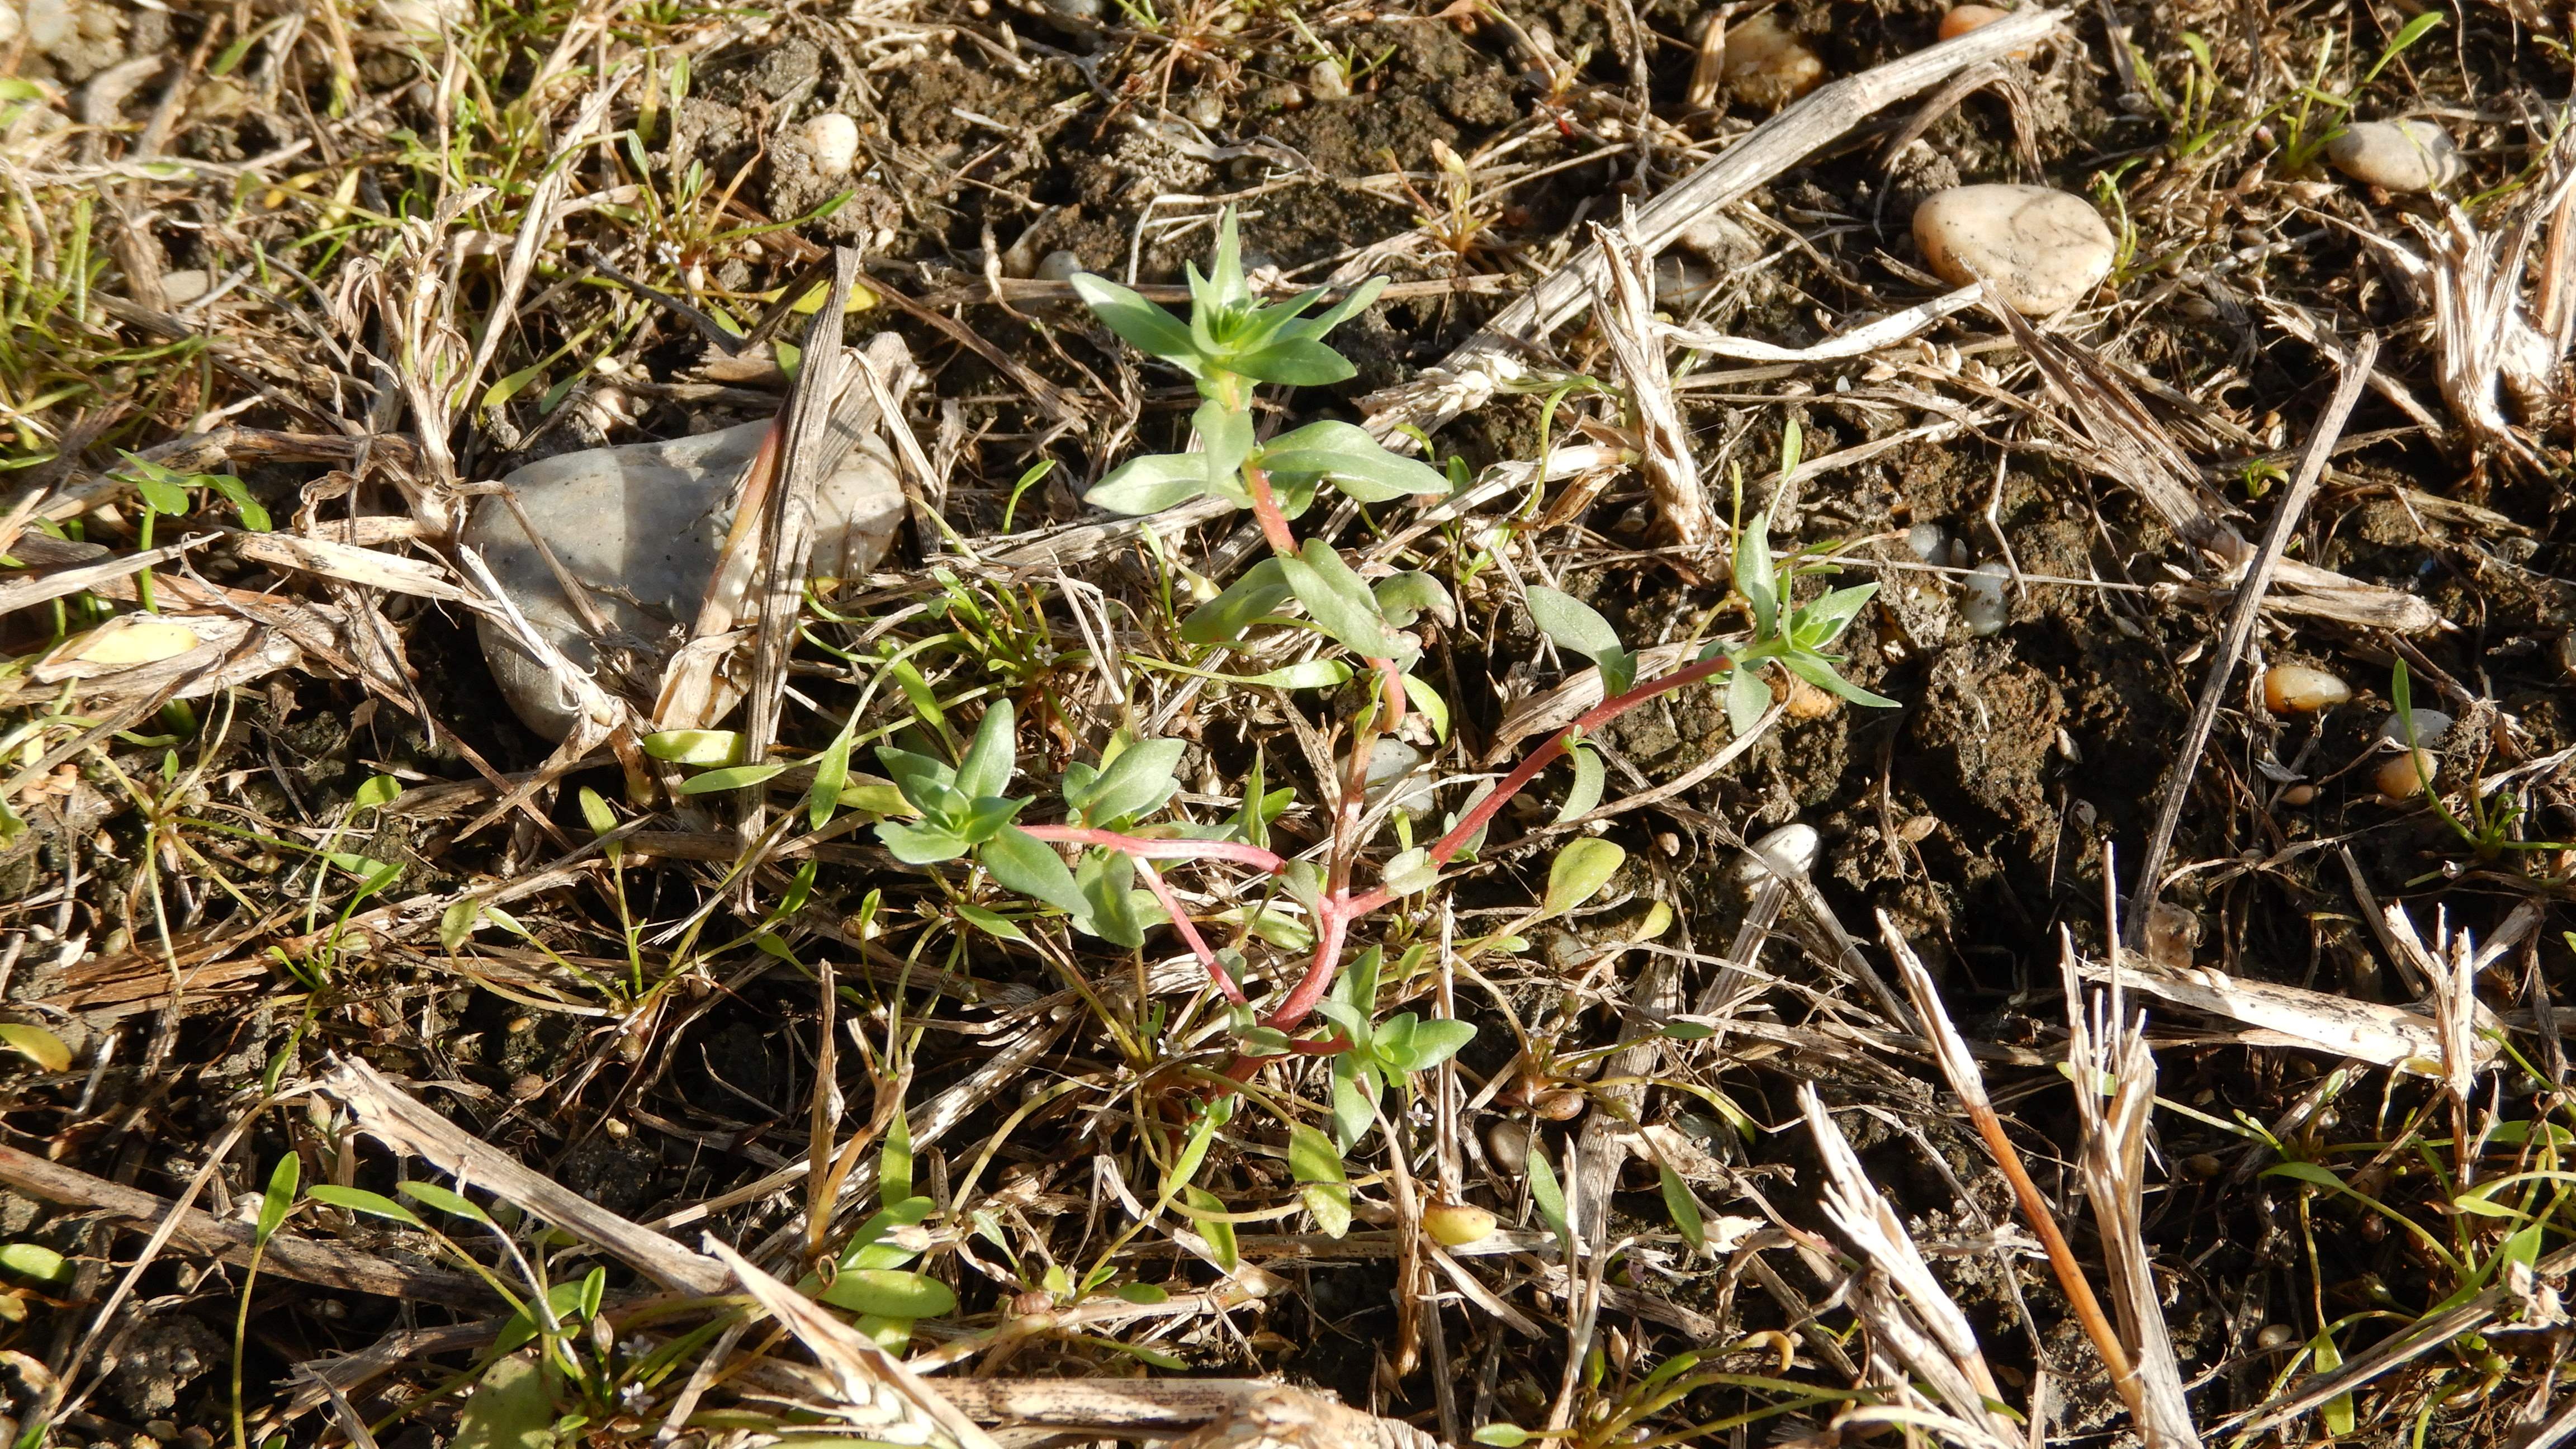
[2376,749,2438,803]
[2257,1324,2298,1351]
[1424,1201,1499,1247]
[157,269,212,307]
[2325,120,2461,193]
[1486,1119,1532,1175]
[1722,15,1824,110]
[800,113,859,178]
[1534,1089,1587,1121]
[2280,784,2317,806]
[1936,5,2033,57]
[2263,664,2351,713]
[1911,184,2116,314]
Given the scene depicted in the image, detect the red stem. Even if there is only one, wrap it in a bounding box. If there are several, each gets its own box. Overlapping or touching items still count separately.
[1243,463,1298,557]
[1130,855,1245,1005]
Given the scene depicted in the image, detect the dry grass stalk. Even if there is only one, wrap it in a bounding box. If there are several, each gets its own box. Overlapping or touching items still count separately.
[2123,334,2374,940]
[1362,6,2068,437]
[1796,1083,2021,1449]
[1591,220,1715,550]
[1877,912,2154,1441]
[2059,934,2200,1447]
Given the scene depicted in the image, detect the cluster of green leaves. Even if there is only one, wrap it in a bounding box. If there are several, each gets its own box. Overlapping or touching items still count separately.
[1071,214,1454,523]
[1715,497,1894,734]
[871,701,1181,948]
[1313,946,1475,1149]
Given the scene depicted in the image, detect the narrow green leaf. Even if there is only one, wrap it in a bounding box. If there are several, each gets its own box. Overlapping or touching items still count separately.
[1658,1162,1707,1251]
[1241,660,1354,690]
[0,1242,70,1286]
[352,775,403,809]
[641,730,744,766]
[808,716,858,832]
[306,1185,423,1227]
[883,1108,913,1206]
[257,1154,300,1242]
[1527,1148,1571,1248]
[875,820,973,864]
[1073,737,1185,825]
[400,1181,494,1224]
[817,1268,956,1319]
[1726,661,1772,736]
[1555,744,1605,824]
[0,1024,72,1073]
[1229,337,1357,386]
[1181,1185,1238,1270]
[1181,558,1295,645]
[1068,272,1202,373]
[675,763,787,795]
[1524,586,1622,660]
[1382,846,1439,896]
[1400,673,1451,742]
[955,699,1017,802]
[954,903,1028,941]
[1087,452,1213,515]
[1278,539,1397,657]
[1538,839,1625,920]
[1473,1425,1531,1446]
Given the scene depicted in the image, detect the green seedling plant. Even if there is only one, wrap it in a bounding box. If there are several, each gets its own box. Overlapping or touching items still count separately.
[2390,660,2572,860]
[840,209,1896,1155]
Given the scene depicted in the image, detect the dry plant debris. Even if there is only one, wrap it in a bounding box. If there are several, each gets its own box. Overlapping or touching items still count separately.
[2,0,2575,1446]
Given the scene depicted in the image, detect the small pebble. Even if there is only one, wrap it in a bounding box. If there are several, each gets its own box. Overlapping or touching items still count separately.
[1722,15,1825,110]
[800,113,859,179]
[2263,664,2351,713]
[157,269,212,306]
[1912,184,2117,315]
[1182,92,1223,130]
[1534,1090,1587,1121]
[1043,0,1102,21]
[1781,673,1838,719]
[1738,822,1820,881]
[2144,902,2200,971]
[2376,749,2438,803]
[1961,558,2012,636]
[2374,709,2453,747]
[2326,120,2462,193]
[1307,60,1351,101]
[2280,783,2317,806]
[2257,1324,2298,1351]
[1486,1119,1532,1175]
[2184,1152,2223,1178]
[1424,1201,1498,1247]
[1906,522,1947,561]
[1035,249,1085,284]
[1936,4,2033,58]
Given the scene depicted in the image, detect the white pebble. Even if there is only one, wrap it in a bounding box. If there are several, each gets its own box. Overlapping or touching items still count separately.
[1961,559,2012,636]
[2326,120,2461,193]
[1912,184,2116,315]
[2374,708,2452,747]
[157,269,211,306]
[1307,60,1351,101]
[1035,249,1085,283]
[801,113,859,178]
[1736,823,1819,882]
[1906,522,1947,561]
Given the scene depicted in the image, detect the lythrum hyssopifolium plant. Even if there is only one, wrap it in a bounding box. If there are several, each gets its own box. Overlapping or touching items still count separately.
[827,212,1897,1231]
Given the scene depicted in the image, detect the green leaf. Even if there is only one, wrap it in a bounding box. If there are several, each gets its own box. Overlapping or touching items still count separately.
[1735,505,1778,637]
[808,716,858,832]
[1527,1148,1572,1248]
[641,730,742,766]
[874,746,958,813]
[1181,1185,1238,1270]
[1279,539,1397,657]
[1382,846,1440,896]
[1400,673,1451,742]
[1242,660,1355,690]
[955,699,1018,802]
[1088,452,1214,515]
[1792,583,1878,649]
[1524,586,1622,660]
[257,1154,300,1242]
[1071,848,1156,947]
[307,1185,423,1227]
[1289,1122,1353,1239]
[1330,1062,1377,1149]
[1473,1425,1531,1446]
[1726,661,1772,737]
[1196,398,1257,489]
[1114,1281,1171,1305]
[1658,1162,1706,1251]
[817,1268,956,1319]
[1181,558,1295,645]
[575,787,622,865]
[954,903,1027,941]
[352,775,403,809]
[980,827,1087,915]
[1229,337,1357,387]
[1280,275,1387,342]
[1069,272,1202,373]
[1372,571,1456,628]
[0,1242,70,1286]
[877,820,973,864]
[0,1023,72,1073]
[675,764,787,795]
[1777,651,1898,708]
[452,1352,558,1449]
[203,474,272,532]
[1259,422,1448,502]
[1556,745,1605,824]
[2262,1161,2346,1190]
[400,1181,495,1224]
[1069,738,1185,826]
[1390,1017,1475,1071]
[1538,839,1625,920]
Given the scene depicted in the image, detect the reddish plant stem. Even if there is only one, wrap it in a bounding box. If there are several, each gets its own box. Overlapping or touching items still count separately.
[1424,656,1732,869]
[1242,463,1298,557]
[1130,855,1244,1006]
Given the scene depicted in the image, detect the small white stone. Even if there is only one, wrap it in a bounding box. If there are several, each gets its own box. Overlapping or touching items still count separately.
[1906,522,1947,561]
[1961,558,2012,636]
[1735,823,1819,882]
[1182,92,1223,130]
[1035,249,1084,283]
[2325,120,2461,193]
[2375,708,2453,747]
[466,422,906,740]
[1912,184,2116,315]
[800,112,859,179]
[1307,60,1350,101]
[157,269,211,306]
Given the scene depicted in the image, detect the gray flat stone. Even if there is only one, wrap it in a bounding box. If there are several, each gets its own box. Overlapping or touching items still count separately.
[466,421,905,740]
[2326,120,2461,193]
